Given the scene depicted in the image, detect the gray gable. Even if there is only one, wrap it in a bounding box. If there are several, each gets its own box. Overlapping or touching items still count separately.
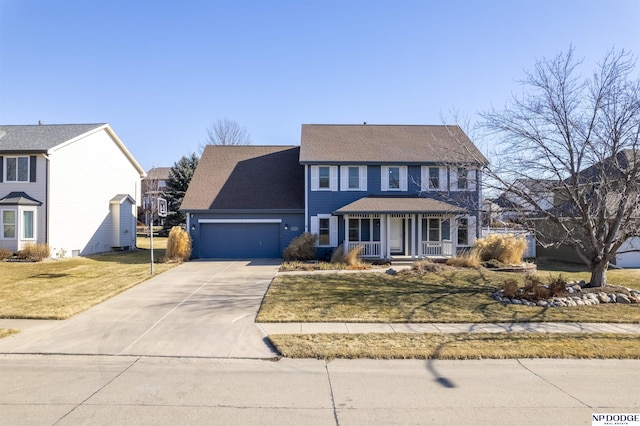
[0,124,105,152]
[181,145,304,211]
[300,124,488,165]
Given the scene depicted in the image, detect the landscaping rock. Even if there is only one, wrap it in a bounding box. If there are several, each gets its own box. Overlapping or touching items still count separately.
[615,293,631,304]
[385,268,397,276]
[570,284,582,292]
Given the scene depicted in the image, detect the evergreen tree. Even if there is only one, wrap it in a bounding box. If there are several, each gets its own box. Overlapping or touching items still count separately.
[165,153,199,228]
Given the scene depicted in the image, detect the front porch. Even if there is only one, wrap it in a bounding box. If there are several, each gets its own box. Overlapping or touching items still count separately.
[343,213,458,260]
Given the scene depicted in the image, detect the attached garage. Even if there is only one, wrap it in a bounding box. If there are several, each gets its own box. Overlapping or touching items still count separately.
[199,220,282,259]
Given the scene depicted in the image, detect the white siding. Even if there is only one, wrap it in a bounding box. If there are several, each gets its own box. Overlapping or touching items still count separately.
[0,155,47,252]
[48,128,141,257]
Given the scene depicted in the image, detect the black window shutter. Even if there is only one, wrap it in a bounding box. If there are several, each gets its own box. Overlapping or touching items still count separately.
[30,156,37,182]
[0,156,3,182]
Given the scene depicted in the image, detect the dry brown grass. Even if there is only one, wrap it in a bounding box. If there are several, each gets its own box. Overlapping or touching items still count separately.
[0,238,176,319]
[473,234,527,265]
[17,243,51,262]
[283,232,317,261]
[268,332,640,359]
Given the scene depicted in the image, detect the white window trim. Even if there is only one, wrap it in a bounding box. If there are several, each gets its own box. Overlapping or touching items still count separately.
[20,208,37,240]
[381,166,407,191]
[1,208,17,240]
[311,165,338,191]
[451,168,477,191]
[310,214,338,247]
[456,215,477,247]
[4,156,30,183]
[421,166,448,191]
[340,165,367,191]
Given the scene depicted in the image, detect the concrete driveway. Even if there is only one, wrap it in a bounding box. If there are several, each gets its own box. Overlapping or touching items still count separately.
[0,260,281,358]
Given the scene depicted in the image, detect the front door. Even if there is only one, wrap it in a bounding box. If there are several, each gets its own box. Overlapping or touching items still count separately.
[390,218,403,254]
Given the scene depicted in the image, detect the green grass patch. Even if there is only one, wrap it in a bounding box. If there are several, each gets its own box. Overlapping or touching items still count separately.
[269,332,640,359]
[257,267,640,323]
[0,238,176,319]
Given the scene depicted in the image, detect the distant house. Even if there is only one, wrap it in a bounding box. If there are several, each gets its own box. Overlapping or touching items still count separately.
[0,123,145,257]
[182,124,488,260]
[141,166,171,226]
[142,167,170,195]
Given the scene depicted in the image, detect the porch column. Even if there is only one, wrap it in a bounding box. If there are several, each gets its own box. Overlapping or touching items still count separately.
[386,214,391,258]
[410,214,416,259]
[380,214,386,259]
[451,214,458,256]
[343,214,349,251]
[417,214,423,258]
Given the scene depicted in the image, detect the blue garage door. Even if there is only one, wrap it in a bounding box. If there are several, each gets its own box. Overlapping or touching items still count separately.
[199,223,281,258]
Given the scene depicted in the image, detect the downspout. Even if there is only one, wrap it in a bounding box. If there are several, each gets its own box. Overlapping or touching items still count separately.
[304,164,309,232]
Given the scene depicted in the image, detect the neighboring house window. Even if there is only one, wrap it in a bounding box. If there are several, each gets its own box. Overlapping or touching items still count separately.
[310,214,338,246]
[311,165,338,191]
[22,210,35,239]
[452,168,477,191]
[5,157,29,182]
[381,166,407,191]
[340,166,367,191]
[1,210,16,239]
[421,166,447,191]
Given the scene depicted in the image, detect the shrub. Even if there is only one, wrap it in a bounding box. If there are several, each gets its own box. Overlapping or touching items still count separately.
[548,274,568,297]
[411,259,447,274]
[343,245,364,267]
[501,279,520,298]
[472,234,527,265]
[446,250,481,268]
[17,243,50,262]
[330,244,344,263]
[166,226,191,261]
[283,232,318,261]
[0,248,13,260]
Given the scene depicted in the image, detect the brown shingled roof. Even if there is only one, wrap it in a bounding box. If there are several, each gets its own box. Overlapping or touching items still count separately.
[181,145,304,211]
[300,124,488,165]
[334,196,467,214]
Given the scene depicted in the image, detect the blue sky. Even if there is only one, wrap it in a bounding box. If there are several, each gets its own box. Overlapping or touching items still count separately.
[1,0,639,170]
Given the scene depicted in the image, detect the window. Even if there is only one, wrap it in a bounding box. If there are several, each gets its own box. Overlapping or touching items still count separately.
[429,168,439,189]
[340,166,367,191]
[311,214,338,246]
[457,168,468,190]
[457,218,468,245]
[348,219,360,241]
[5,157,29,182]
[381,166,407,191]
[318,166,330,189]
[22,210,34,239]
[2,210,16,239]
[388,167,400,189]
[311,165,337,191]
[319,218,330,245]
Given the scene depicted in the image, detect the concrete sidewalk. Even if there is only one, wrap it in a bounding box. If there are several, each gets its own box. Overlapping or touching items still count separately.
[258,321,640,335]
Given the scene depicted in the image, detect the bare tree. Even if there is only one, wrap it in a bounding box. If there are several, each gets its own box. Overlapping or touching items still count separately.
[481,47,640,287]
[202,118,252,148]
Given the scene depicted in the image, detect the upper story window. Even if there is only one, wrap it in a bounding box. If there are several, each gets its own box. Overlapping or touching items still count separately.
[381,166,407,191]
[452,168,477,191]
[421,166,448,191]
[340,166,367,191]
[5,157,29,182]
[311,165,338,191]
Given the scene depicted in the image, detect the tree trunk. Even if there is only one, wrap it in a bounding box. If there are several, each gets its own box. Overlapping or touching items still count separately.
[589,261,609,287]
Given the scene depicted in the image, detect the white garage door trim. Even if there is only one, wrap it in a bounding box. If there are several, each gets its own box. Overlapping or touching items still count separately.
[198,219,282,224]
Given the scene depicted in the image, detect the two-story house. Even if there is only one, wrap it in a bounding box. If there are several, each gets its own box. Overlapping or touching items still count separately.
[182,124,487,260]
[0,123,145,257]
[300,124,488,259]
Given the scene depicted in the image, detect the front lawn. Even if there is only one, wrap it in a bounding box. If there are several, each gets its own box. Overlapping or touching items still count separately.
[257,266,640,323]
[0,238,176,319]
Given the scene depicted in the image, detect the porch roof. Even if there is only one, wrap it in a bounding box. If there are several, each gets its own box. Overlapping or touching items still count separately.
[0,191,42,206]
[334,197,467,215]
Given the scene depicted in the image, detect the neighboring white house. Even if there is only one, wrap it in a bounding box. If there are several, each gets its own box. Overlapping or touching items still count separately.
[0,123,145,257]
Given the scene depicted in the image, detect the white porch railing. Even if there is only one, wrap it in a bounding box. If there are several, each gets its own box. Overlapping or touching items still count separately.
[421,241,454,257]
[348,241,381,258]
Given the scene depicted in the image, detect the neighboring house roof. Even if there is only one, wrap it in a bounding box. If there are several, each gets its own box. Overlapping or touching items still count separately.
[0,123,146,177]
[334,196,467,215]
[181,145,304,211]
[0,124,105,152]
[299,124,488,165]
[145,167,171,181]
[0,191,43,206]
